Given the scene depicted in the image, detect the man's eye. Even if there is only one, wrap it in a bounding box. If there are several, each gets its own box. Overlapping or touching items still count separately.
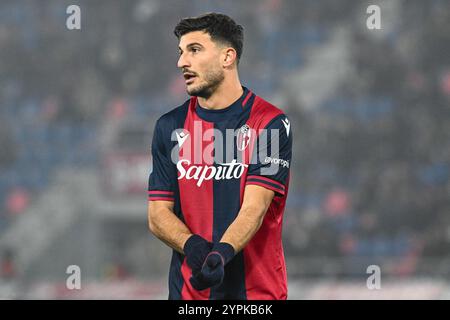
[191,48,200,53]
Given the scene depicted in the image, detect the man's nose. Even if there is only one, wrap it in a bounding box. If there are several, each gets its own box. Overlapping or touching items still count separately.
[177,52,190,69]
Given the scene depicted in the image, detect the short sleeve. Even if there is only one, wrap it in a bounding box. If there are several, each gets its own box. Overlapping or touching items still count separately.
[246,114,292,196]
[148,119,176,201]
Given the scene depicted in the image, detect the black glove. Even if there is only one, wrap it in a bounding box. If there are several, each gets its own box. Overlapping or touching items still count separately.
[183,234,213,274]
[190,242,235,291]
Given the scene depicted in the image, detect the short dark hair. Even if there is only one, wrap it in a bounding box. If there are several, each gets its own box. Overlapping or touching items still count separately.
[174,12,244,63]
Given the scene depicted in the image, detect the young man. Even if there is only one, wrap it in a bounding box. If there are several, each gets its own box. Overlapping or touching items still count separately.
[148,13,292,300]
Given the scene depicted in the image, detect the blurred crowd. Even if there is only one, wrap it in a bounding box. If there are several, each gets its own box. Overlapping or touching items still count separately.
[283,0,450,277]
[0,0,449,280]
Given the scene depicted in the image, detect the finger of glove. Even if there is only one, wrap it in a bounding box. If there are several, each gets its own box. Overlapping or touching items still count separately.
[202,264,224,285]
[189,273,222,291]
[189,273,210,291]
[190,263,224,291]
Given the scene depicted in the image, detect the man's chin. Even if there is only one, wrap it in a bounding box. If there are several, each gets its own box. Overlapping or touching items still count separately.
[187,85,208,98]
[186,87,198,96]
[186,78,222,99]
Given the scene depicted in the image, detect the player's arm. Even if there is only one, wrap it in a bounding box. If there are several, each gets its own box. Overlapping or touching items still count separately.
[220,185,274,252]
[148,200,192,254]
[147,117,195,254]
[148,118,212,269]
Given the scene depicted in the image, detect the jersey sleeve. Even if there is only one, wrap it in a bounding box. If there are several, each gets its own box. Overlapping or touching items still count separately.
[246,114,292,196]
[148,118,176,202]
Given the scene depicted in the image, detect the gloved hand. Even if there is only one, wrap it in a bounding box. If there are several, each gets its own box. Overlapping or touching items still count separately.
[190,242,235,291]
[183,234,213,274]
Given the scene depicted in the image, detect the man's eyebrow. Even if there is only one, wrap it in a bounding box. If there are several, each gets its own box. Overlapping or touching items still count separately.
[178,42,204,51]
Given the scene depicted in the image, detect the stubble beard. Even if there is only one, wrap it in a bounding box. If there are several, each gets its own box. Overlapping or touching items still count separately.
[187,68,225,99]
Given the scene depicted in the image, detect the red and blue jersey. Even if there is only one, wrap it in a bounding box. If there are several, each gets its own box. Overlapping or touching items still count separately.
[148,87,292,300]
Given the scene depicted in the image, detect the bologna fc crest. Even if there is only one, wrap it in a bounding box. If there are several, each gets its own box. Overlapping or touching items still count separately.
[237,124,251,151]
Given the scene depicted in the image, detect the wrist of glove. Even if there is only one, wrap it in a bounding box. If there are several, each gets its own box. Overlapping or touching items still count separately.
[208,242,235,266]
[183,234,213,273]
[190,242,235,291]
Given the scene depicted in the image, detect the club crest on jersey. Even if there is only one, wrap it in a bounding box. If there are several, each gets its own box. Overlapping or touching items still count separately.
[237,124,251,151]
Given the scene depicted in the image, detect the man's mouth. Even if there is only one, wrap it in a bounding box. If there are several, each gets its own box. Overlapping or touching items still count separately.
[183,73,197,84]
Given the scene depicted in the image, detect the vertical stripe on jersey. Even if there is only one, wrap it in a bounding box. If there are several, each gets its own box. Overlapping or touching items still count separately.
[240,96,288,299]
[179,97,214,300]
[210,118,248,300]
[209,90,255,299]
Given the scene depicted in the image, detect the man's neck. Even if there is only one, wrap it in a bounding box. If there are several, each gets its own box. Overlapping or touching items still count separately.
[197,77,243,110]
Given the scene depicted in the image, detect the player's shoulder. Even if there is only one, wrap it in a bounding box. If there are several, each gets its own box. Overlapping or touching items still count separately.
[155,99,190,128]
[253,94,286,117]
[251,93,289,128]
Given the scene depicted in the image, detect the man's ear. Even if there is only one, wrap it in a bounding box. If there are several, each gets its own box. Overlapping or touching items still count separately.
[222,47,237,68]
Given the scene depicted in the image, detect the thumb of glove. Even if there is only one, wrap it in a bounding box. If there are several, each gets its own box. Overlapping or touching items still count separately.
[205,253,222,269]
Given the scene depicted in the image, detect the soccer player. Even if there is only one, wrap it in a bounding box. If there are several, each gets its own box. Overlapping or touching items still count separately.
[148,13,292,300]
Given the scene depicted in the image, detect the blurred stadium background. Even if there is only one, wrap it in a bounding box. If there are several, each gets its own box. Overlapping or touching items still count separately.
[0,0,449,299]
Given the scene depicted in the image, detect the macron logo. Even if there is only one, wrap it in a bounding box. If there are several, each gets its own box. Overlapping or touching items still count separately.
[281,118,290,137]
[176,131,189,148]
